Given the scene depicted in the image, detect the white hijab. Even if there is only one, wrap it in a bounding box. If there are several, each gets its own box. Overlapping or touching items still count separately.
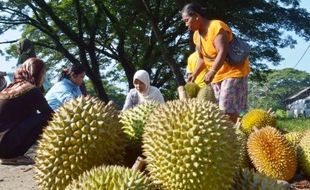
[133,70,164,103]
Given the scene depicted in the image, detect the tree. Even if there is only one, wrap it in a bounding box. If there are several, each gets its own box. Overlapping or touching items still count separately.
[0,0,310,102]
[248,68,310,110]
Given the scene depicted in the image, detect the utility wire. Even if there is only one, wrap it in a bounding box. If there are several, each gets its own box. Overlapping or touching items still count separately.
[293,43,310,68]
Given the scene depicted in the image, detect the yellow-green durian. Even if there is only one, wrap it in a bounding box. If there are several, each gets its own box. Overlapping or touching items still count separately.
[247,126,297,181]
[297,131,310,176]
[120,102,159,166]
[285,131,303,150]
[236,127,251,169]
[196,85,216,103]
[120,101,158,145]
[35,96,126,190]
[65,165,155,190]
[241,109,276,134]
[143,99,240,190]
[232,168,289,190]
[184,82,200,98]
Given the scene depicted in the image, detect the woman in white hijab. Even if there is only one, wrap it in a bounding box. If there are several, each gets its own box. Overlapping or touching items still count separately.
[122,70,165,111]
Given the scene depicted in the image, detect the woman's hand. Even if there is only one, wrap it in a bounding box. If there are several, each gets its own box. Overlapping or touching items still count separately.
[204,70,216,84]
[188,73,196,82]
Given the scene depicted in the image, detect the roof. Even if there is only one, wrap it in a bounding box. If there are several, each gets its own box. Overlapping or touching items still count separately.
[285,86,310,104]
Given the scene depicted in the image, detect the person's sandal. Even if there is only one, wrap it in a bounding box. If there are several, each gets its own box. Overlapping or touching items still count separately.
[0,155,35,165]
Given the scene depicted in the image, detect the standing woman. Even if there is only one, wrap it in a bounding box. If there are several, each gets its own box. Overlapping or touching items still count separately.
[181,2,250,122]
[0,58,53,164]
[122,70,165,111]
[45,64,86,111]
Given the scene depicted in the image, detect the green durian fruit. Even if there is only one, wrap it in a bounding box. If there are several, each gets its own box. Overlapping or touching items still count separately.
[232,168,289,190]
[236,127,251,169]
[196,85,216,103]
[143,99,240,190]
[65,165,155,190]
[247,126,297,181]
[298,131,310,176]
[35,96,126,190]
[184,82,200,98]
[120,101,158,145]
[241,109,276,134]
[120,102,159,166]
[285,131,303,151]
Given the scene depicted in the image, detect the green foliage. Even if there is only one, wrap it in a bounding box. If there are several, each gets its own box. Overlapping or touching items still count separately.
[275,109,288,119]
[248,68,310,110]
[84,80,125,110]
[277,118,310,132]
[1,0,310,101]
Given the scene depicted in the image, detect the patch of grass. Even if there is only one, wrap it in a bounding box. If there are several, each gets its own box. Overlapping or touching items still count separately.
[276,118,310,132]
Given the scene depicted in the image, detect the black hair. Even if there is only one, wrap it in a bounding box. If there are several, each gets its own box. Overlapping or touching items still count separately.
[181,2,207,19]
[58,64,86,81]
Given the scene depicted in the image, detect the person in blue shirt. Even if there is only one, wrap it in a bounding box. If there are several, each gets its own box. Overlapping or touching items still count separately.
[45,64,86,110]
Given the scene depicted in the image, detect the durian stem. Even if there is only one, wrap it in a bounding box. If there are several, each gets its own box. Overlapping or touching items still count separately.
[267,108,276,116]
[234,117,242,129]
[132,156,146,171]
[267,108,272,114]
[177,86,189,100]
[107,100,116,108]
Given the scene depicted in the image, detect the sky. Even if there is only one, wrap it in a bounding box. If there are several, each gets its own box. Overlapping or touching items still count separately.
[0,1,309,74]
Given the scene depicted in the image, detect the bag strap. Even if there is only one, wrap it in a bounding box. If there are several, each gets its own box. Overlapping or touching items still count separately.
[197,33,216,62]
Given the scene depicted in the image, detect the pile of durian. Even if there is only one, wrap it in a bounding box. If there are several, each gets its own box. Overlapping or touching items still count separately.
[33,95,310,190]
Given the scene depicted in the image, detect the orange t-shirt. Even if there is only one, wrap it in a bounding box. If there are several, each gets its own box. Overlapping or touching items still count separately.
[193,20,250,83]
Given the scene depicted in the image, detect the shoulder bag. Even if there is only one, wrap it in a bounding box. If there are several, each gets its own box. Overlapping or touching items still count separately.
[197,33,250,65]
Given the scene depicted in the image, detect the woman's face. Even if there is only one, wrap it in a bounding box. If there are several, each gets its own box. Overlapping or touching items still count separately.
[182,12,199,31]
[71,72,85,86]
[134,79,146,93]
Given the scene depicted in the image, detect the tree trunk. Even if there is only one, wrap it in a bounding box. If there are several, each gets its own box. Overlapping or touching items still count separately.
[87,71,109,102]
[141,0,186,86]
[117,38,136,90]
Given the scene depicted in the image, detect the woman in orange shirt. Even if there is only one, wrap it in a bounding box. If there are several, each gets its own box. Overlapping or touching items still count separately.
[181,2,250,122]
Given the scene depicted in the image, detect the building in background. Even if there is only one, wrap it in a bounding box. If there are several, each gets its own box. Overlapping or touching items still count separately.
[285,87,310,118]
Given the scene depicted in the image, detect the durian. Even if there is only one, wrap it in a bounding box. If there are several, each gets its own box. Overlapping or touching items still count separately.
[65,165,155,190]
[236,127,251,169]
[297,131,310,176]
[120,102,158,166]
[184,82,200,98]
[120,101,158,145]
[232,168,289,190]
[247,126,297,181]
[241,109,276,134]
[35,96,126,190]
[143,99,240,190]
[196,85,216,103]
[285,131,303,150]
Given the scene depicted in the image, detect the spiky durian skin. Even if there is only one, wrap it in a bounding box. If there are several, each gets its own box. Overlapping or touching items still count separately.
[65,165,155,190]
[298,131,310,176]
[236,128,251,169]
[35,96,126,190]
[184,82,200,98]
[120,102,158,145]
[120,102,159,167]
[247,126,297,181]
[285,132,303,150]
[196,85,216,103]
[232,168,289,190]
[241,109,276,134]
[143,99,240,190]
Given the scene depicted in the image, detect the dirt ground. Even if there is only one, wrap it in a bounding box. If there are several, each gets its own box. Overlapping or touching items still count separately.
[0,146,37,190]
